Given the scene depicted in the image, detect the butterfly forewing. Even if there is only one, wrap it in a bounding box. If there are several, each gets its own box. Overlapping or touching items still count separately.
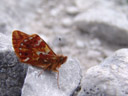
[12,30,57,66]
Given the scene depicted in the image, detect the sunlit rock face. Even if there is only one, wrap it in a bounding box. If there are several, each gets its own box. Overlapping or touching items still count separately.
[21,58,81,96]
[78,49,128,96]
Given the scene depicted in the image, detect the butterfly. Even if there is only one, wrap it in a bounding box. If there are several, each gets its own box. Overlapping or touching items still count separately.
[12,30,67,88]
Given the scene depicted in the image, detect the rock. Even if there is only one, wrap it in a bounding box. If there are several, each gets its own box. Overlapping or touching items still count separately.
[78,48,128,96]
[21,58,81,96]
[66,6,79,15]
[0,33,28,96]
[75,0,127,11]
[75,0,102,11]
[61,18,72,27]
[87,50,102,59]
[50,8,61,16]
[76,40,85,48]
[74,0,128,45]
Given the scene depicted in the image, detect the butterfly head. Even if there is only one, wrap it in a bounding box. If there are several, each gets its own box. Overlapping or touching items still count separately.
[57,55,67,65]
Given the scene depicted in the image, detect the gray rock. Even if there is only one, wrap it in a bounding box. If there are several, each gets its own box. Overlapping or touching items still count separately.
[61,18,72,27]
[78,48,128,96]
[66,6,79,15]
[74,0,128,45]
[75,0,127,11]
[76,40,85,48]
[0,33,28,96]
[21,58,81,96]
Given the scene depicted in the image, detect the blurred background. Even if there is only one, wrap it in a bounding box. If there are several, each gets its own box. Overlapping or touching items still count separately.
[1,0,128,75]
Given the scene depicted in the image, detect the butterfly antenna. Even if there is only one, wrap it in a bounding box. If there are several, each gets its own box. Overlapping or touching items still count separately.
[58,37,63,55]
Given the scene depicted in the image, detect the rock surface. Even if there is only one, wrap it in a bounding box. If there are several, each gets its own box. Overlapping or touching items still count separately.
[74,0,128,45]
[21,58,81,96]
[0,33,27,96]
[78,49,128,96]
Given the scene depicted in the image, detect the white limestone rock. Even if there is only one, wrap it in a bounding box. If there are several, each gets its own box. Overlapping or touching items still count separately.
[78,49,128,96]
[61,18,72,27]
[66,6,79,15]
[74,0,128,45]
[21,58,81,96]
[0,33,12,50]
[75,0,127,11]
[76,40,85,48]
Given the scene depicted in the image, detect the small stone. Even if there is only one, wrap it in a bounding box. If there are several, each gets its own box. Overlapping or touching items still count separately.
[76,40,85,48]
[61,18,72,27]
[66,6,79,15]
[50,8,60,16]
[87,50,101,58]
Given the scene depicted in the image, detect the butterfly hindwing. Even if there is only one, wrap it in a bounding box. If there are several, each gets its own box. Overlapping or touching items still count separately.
[12,30,29,58]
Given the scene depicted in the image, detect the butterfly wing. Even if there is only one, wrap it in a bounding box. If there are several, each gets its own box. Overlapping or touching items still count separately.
[12,30,29,57]
[12,30,57,68]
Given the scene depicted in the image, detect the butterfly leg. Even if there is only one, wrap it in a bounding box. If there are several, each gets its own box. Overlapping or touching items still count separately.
[57,70,60,89]
[54,70,60,89]
[38,70,44,77]
[38,64,51,77]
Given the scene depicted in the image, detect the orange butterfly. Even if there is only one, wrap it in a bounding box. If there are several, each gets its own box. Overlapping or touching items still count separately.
[12,30,67,88]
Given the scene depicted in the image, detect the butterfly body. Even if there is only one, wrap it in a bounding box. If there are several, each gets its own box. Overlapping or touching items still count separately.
[12,30,67,72]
